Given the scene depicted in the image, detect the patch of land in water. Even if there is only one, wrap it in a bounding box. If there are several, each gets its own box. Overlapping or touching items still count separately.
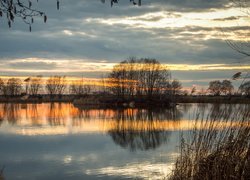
[0,95,249,106]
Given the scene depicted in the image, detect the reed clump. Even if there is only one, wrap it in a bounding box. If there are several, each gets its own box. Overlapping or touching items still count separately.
[0,167,4,180]
[169,106,250,180]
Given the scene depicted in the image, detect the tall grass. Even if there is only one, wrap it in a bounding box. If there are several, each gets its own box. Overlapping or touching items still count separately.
[0,167,4,180]
[169,105,250,180]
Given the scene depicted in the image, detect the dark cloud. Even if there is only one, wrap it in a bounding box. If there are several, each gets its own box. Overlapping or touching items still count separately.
[0,22,244,64]
[8,61,57,70]
[213,16,244,21]
[172,69,244,88]
[0,70,109,78]
[145,0,231,11]
[0,0,249,89]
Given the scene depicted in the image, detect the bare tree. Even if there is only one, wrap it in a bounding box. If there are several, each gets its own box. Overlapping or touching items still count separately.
[0,0,56,31]
[70,78,91,96]
[6,78,22,96]
[226,36,250,57]
[108,58,139,98]
[239,80,250,96]
[221,80,234,95]
[226,0,250,56]
[45,76,66,96]
[231,0,250,15]
[100,74,108,93]
[227,1,250,95]
[101,0,142,7]
[29,75,43,95]
[139,59,171,98]
[0,78,4,95]
[1,0,141,30]
[208,80,222,96]
[107,58,171,99]
[169,79,182,96]
[206,80,234,96]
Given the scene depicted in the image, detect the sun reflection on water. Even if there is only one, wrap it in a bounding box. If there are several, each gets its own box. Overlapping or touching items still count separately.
[0,103,248,136]
[0,103,249,179]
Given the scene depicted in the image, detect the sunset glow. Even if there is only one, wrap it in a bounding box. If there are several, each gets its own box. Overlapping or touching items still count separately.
[1,1,249,179]
[0,1,249,90]
[0,103,248,136]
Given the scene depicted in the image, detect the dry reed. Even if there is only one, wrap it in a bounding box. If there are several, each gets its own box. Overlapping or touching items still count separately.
[169,105,250,180]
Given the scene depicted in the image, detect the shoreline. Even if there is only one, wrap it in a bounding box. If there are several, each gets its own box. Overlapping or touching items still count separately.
[175,96,250,104]
[0,95,249,105]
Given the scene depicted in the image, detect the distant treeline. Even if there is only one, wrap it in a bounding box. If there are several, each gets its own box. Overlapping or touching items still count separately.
[0,58,182,99]
[0,58,249,98]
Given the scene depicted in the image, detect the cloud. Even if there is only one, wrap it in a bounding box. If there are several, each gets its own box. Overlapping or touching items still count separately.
[0,0,249,89]
[8,61,57,70]
[213,16,244,21]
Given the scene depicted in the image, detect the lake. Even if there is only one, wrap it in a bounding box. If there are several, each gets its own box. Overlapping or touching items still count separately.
[0,103,248,179]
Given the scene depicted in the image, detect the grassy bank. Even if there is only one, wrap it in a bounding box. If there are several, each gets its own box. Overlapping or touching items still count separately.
[0,95,74,103]
[169,105,250,180]
[73,95,173,108]
[176,95,250,104]
[0,94,173,107]
[0,95,249,105]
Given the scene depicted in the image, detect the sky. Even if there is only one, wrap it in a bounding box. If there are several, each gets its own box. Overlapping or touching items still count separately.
[0,0,249,90]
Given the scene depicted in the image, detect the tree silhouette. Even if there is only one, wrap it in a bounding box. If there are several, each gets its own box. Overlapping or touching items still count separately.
[70,78,91,96]
[101,0,142,7]
[221,80,234,95]
[227,0,250,56]
[0,0,141,30]
[239,81,250,96]
[0,78,4,95]
[107,58,171,99]
[45,76,67,97]
[29,75,43,95]
[0,0,53,31]
[5,78,22,96]
[208,80,222,96]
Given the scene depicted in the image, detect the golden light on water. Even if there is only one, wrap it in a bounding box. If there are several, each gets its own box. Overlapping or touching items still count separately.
[0,103,248,136]
[3,119,247,136]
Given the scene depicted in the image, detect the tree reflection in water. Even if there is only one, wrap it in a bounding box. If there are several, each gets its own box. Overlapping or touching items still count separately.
[109,129,170,151]
[108,108,183,151]
[1,103,248,151]
[209,103,250,121]
[2,104,20,124]
[48,103,67,126]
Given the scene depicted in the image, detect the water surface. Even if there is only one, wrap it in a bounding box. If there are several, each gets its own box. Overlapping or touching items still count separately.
[0,103,247,179]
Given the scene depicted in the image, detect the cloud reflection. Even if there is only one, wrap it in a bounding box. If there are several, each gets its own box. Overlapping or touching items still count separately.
[0,103,249,135]
[85,162,175,180]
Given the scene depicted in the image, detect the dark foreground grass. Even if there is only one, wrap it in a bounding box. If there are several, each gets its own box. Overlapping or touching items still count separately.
[169,106,250,180]
[0,167,4,180]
